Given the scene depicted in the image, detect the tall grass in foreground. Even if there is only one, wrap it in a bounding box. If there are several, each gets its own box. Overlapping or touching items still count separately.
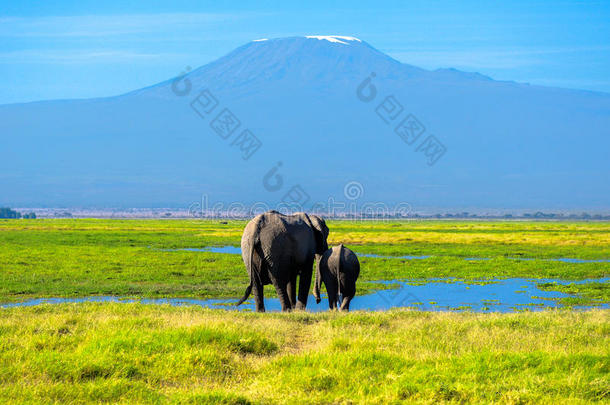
[0,304,607,404]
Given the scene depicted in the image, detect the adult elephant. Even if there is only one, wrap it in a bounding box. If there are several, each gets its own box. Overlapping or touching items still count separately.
[236,210,329,312]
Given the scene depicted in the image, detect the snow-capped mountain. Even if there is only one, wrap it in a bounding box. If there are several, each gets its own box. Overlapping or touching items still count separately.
[1,36,609,209]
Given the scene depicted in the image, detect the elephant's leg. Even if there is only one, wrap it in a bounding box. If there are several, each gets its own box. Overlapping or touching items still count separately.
[295,259,314,310]
[271,276,292,312]
[327,289,338,310]
[340,295,353,311]
[322,272,338,311]
[287,273,297,309]
[252,273,265,312]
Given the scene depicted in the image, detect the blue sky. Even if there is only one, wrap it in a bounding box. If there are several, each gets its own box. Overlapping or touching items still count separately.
[1,0,609,104]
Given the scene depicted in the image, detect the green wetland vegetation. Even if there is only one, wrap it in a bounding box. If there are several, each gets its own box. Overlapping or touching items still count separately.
[0,219,608,403]
[0,305,608,403]
[0,219,608,302]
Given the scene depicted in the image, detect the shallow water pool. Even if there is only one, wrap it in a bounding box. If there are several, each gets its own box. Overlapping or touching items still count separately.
[2,278,607,312]
[164,246,610,263]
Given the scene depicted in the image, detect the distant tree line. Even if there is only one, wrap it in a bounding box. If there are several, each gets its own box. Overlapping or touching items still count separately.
[0,208,36,219]
[408,212,610,220]
[343,212,610,220]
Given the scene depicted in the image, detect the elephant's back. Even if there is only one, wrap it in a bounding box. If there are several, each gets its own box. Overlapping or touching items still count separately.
[241,210,317,266]
[240,213,272,251]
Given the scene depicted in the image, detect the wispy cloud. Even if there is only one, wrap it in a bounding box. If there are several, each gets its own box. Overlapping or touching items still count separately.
[0,12,261,38]
[0,49,188,64]
[0,12,268,66]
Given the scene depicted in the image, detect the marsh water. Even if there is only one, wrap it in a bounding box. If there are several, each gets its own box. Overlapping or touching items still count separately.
[2,246,607,312]
[171,246,610,263]
[3,277,608,312]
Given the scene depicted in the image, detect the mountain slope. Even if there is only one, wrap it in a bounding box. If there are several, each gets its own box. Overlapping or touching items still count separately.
[1,36,609,209]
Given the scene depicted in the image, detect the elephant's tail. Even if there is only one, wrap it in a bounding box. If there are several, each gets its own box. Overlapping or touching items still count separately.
[236,282,252,306]
[236,236,259,306]
[337,244,344,299]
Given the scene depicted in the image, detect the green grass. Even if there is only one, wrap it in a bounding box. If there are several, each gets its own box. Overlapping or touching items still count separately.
[538,281,610,307]
[1,219,609,403]
[0,219,608,303]
[0,304,607,404]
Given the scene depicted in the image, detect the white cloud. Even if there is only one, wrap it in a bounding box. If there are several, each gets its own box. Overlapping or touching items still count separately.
[0,49,187,64]
[0,13,257,38]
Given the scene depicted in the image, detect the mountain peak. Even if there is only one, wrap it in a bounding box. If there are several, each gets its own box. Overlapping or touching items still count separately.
[172,35,408,94]
[304,35,362,44]
[251,36,362,45]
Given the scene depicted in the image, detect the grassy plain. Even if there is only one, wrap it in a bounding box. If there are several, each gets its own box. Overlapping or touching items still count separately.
[0,219,609,303]
[0,304,608,404]
[0,219,609,403]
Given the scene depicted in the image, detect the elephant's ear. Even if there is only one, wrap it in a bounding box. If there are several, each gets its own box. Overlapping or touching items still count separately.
[308,214,329,254]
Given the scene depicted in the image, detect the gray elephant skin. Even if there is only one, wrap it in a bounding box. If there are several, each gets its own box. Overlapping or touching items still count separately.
[237,210,329,312]
[314,244,360,311]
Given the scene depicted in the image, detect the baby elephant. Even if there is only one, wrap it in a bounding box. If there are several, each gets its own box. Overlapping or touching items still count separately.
[314,244,360,311]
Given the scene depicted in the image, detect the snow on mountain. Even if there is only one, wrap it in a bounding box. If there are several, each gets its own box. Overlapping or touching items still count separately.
[305,35,362,44]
